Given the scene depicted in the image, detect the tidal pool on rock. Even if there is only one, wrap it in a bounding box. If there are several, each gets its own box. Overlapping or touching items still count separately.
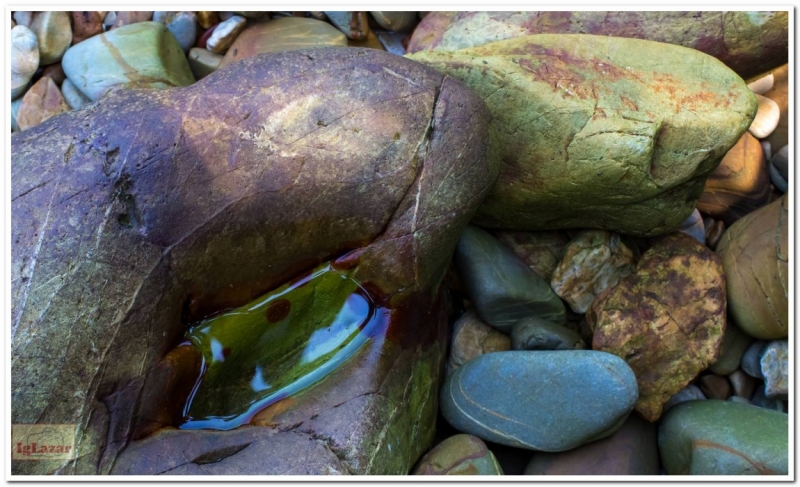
[180,263,388,431]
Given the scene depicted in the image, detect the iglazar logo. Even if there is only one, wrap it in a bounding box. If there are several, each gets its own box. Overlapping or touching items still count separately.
[11,424,76,461]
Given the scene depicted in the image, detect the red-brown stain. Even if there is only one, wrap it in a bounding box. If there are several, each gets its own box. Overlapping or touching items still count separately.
[266,299,291,323]
[691,439,776,475]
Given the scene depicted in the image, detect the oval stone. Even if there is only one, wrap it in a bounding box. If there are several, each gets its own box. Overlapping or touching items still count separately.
[414,434,503,475]
[659,400,788,475]
[440,350,638,451]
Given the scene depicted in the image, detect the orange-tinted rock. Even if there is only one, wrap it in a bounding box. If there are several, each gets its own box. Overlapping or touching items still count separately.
[588,233,726,422]
[447,310,510,375]
[196,11,220,29]
[71,11,104,44]
[16,76,69,131]
[41,62,65,85]
[697,132,771,226]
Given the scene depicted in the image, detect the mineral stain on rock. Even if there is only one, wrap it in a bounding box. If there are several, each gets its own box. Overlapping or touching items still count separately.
[180,263,389,431]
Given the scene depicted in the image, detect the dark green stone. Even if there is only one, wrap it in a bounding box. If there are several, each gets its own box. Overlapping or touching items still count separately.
[510,316,584,350]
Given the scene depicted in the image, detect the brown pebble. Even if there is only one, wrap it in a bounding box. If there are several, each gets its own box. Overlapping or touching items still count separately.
[71,11,104,44]
[698,374,732,400]
[196,11,220,29]
[41,62,65,86]
[728,369,758,400]
[704,218,725,250]
[16,76,69,131]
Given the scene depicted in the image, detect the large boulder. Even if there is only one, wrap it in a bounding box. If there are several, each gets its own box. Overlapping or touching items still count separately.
[408,11,788,79]
[11,48,497,475]
[407,34,757,236]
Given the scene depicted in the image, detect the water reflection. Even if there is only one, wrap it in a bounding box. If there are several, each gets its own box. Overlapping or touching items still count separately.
[180,264,387,431]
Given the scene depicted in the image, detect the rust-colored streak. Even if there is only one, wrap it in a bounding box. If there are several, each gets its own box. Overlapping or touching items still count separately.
[691,439,776,475]
[266,299,291,323]
[98,33,171,86]
[249,397,296,427]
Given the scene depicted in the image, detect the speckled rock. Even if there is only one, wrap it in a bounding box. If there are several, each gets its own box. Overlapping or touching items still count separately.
[414,11,788,79]
[29,11,72,65]
[716,196,788,339]
[760,341,787,398]
[551,230,636,313]
[112,11,153,28]
[748,94,780,139]
[206,15,247,54]
[153,11,197,52]
[697,132,771,226]
[588,233,726,421]
[407,35,757,236]
[440,350,638,451]
[371,12,417,32]
[763,64,788,151]
[510,317,584,351]
[728,370,758,400]
[662,384,706,414]
[447,310,510,375]
[71,11,104,44]
[524,415,658,475]
[659,400,788,475]
[414,434,503,475]
[494,230,568,281]
[219,17,348,69]
[16,76,69,131]
[698,375,731,400]
[61,21,195,102]
[325,12,370,40]
[61,78,91,110]
[11,25,39,101]
[741,340,767,378]
[709,321,754,376]
[454,225,566,333]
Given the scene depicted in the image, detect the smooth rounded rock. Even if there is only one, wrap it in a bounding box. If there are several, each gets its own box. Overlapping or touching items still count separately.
[770,144,788,181]
[763,64,788,150]
[751,385,787,413]
[769,163,787,193]
[29,11,71,65]
[188,48,223,80]
[103,11,117,29]
[406,11,458,53]
[698,375,731,400]
[16,76,69,131]
[197,11,220,29]
[759,341,787,398]
[325,11,370,40]
[748,73,774,95]
[454,225,566,333]
[741,340,767,378]
[13,11,32,28]
[219,17,347,69]
[510,316,584,351]
[440,350,638,451]
[71,11,104,44]
[207,15,247,54]
[551,230,636,313]
[112,11,153,28]
[717,196,788,339]
[61,78,91,110]
[11,25,39,101]
[370,11,417,32]
[662,384,705,414]
[153,11,197,52]
[447,310,510,375]
[524,415,658,475]
[709,320,754,375]
[659,400,788,475]
[728,369,758,400]
[748,94,780,139]
[62,21,195,102]
[414,434,503,475]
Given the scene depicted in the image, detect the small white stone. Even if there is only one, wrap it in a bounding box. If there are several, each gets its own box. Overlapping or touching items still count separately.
[747,73,774,95]
[62,78,91,110]
[207,15,247,54]
[11,25,39,101]
[748,94,780,139]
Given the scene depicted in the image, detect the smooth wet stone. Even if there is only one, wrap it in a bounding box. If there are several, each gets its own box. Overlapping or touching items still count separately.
[748,94,780,139]
[659,400,788,475]
[677,209,705,244]
[408,35,757,236]
[153,11,197,52]
[112,11,153,28]
[761,140,772,159]
[376,31,407,55]
[709,321,754,376]
[62,22,195,102]
[219,17,347,69]
[524,415,658,475]
[589,233,726,421]
[750,385,786,413]
[414,11,788,79]
[703,217,726,251]
[769,163,787,193]
[770,144,788,182]
[61,78,91,110]
[763,64,788,150]
[16,76,69,131]
[760,341,787,398]
[510,317,584,351]
[71,11,104,44]
[748,74,774,95]
[551,230,636,314]
[741,340,767,378]
[188,48,223,80]
[662,384,706,414]
[698,375,731,400]
[325,11,370,40]
[494,231,568,281]
[13,11,32,28]
[441,350,638,451]
[697,132,771,226]
[728,370,758,400]
[207,15,247,54]
[414,434,503,475]
[197,11,220,29]
[370,12,417,32]
[454,225,566,333]
[11,26,39,101]
[717,196,788,339]
[447,310,510,375]
[29,11,71,65]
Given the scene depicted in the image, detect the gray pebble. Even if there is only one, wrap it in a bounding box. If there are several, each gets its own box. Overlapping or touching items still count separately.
[662,384,705,413]
[740,340,767,378]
